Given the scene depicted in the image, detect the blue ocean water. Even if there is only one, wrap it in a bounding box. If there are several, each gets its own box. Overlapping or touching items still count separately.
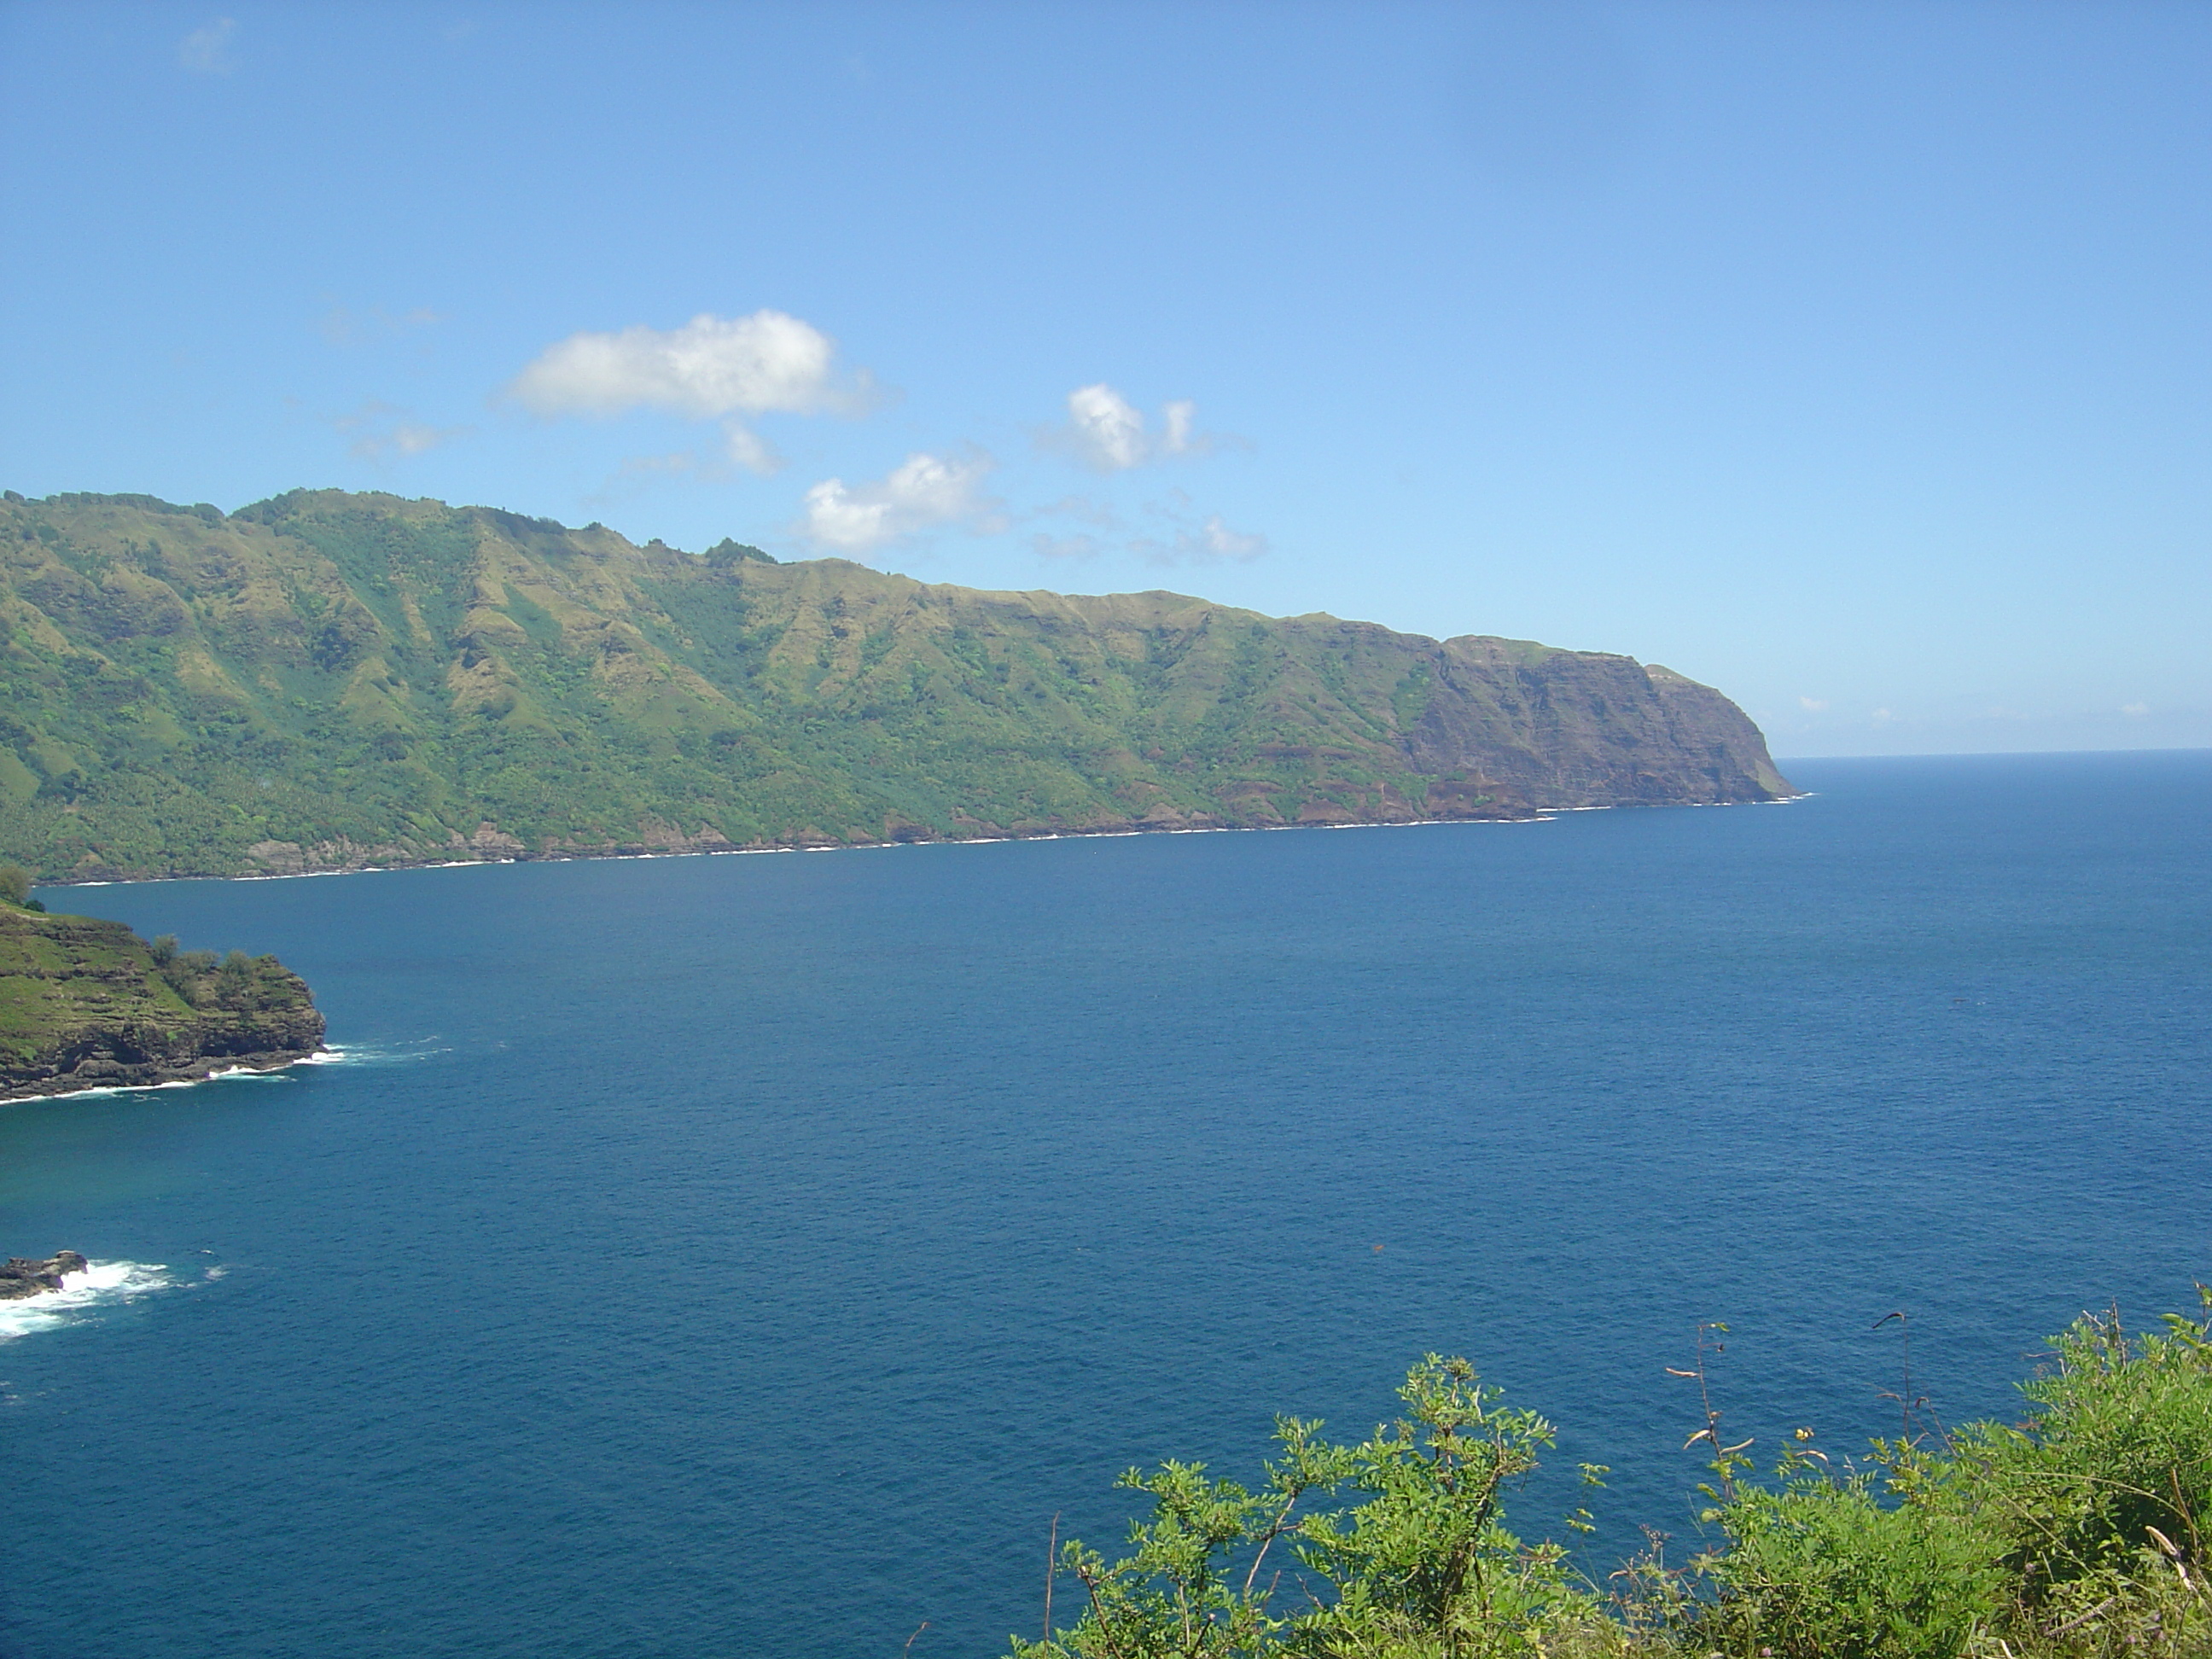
[3,751,2209,1659]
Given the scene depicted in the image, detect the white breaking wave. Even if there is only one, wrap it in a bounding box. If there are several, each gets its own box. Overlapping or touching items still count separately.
[299,1040,447,1068]
[9,1044,445,1108]
[14,1064,300,1105]
[0,1260,175,1342]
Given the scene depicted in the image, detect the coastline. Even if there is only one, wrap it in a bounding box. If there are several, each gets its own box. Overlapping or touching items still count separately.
[40,795,1807,891]
[0,1048,330,1108]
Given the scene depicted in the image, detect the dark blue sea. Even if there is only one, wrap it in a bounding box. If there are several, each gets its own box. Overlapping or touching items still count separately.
[4,751,2209,1659]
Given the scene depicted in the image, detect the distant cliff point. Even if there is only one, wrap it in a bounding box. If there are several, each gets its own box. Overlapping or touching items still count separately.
[0,489,1792,882]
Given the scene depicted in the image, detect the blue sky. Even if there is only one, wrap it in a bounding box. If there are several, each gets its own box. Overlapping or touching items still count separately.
[3,2,2206,757]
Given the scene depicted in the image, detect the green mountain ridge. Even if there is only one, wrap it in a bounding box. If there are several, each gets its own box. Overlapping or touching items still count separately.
[0,488,1791,882]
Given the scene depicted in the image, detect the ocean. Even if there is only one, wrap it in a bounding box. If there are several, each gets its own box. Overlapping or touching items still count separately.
[3,750,2209,1658]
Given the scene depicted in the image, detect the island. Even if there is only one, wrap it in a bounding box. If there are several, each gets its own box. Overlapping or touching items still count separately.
[0,874,324,1102]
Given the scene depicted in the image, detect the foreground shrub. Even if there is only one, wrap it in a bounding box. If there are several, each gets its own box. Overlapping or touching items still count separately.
[1008,1357,1610,1659]
[1947,1299,2212,1610]
[1008,1290,2212,1659]
[1685,1469,2006,1658]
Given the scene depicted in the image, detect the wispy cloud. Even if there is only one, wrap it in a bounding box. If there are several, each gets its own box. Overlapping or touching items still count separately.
[1029,532,1104,562]
[1027,494,1125,533]
[799,451,998,555]
[1042,384,1224,471]
[616,451,704,479]
[333,399,469,463]
[178,18,236,74]
[319,303,446,347]
[577,450,719,511]
[1133,514,1269,567]
[585,425,785,503]
[722,423,780,476]
[1019,486,1268,568]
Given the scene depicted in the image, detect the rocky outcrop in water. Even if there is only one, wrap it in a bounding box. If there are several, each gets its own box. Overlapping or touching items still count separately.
[0,1250,88,1299]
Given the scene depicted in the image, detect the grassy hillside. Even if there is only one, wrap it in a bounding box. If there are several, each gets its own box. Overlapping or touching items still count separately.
[0,489,1791,881]
[0,887,323,1099]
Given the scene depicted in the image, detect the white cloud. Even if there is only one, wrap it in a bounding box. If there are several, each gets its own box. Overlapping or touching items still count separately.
[509,310,873,461]
[800,451,997,554]
[2122,701,2151,717]
[509,310,864,419]
[1065,384,1148,469]
[178,17,236,74]
[1047,383,1222,471]
[1798,696,1829,712]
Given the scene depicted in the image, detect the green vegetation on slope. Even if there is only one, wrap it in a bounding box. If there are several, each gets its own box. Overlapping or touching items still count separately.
[0,881,323,1099]
[1014,1294,2212,1658]
[0,490,1790,882]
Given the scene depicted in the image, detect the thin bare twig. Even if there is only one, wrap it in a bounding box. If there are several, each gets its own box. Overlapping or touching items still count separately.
[1242,1488,1306,1601]
[1043,1512,1059,1644]
[1669,1322,1742,1501]
[1078,1564,1130,1659]
[1872,1310,1928,1441]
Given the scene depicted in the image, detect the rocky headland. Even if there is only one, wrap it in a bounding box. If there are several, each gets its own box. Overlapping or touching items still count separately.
[0,901,324,1102]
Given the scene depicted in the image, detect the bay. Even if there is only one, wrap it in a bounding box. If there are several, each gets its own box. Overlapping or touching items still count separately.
[3,750,2209,1658]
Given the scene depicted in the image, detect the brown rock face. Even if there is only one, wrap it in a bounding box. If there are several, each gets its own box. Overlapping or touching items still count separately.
[1401,641,1793,807]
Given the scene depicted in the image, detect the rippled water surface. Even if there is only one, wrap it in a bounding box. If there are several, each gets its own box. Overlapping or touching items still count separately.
[4,751,2209,1658]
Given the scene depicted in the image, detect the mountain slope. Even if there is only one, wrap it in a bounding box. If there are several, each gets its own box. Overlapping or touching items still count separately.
[0,489,1790,881]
